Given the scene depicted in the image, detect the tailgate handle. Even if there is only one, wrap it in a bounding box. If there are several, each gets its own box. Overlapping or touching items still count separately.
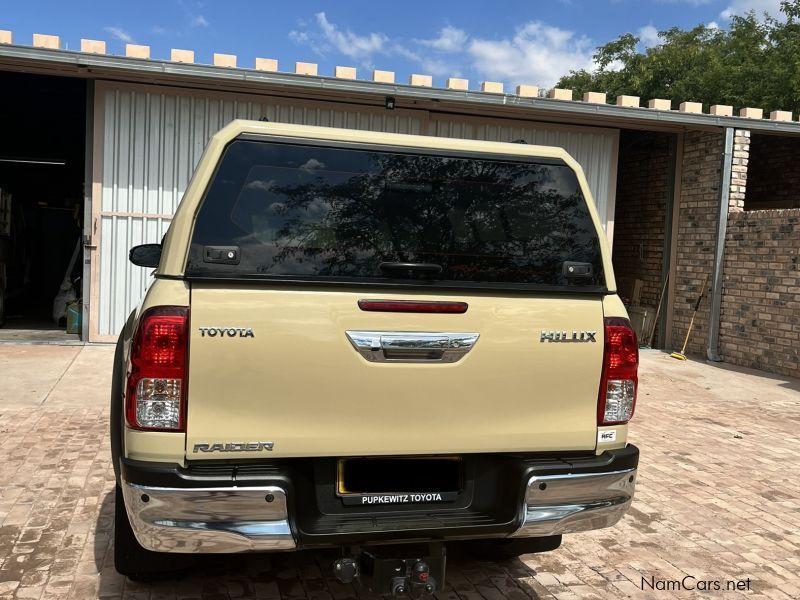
[346,331,479,363]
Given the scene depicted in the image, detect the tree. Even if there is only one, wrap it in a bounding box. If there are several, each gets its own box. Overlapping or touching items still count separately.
[557,0,800,115]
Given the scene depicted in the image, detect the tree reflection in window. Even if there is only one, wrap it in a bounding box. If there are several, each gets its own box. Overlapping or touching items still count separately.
[188,141,603,288]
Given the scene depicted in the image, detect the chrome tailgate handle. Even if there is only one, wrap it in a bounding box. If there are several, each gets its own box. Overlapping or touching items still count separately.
[346,331,479,363]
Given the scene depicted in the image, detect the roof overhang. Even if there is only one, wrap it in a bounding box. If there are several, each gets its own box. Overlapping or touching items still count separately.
[2,44,799,136]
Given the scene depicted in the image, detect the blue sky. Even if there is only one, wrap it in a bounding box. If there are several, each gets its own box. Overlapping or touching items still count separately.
[1,0,785,88]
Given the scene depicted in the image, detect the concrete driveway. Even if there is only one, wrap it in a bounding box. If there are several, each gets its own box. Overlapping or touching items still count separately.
[0,345,798,599]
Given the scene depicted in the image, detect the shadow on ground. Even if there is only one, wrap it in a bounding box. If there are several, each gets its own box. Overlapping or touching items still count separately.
[94,489,550,599]
[699,357,800,394]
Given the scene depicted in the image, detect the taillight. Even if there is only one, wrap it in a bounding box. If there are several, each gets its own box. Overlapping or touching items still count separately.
[126,306,189,431]
[598,317,638,425]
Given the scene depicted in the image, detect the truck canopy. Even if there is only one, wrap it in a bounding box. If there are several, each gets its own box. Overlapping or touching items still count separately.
[170,122,612,459]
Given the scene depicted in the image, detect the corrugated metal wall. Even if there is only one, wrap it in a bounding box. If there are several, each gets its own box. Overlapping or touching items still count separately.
[95,84,423,337]
[95,83,617,338]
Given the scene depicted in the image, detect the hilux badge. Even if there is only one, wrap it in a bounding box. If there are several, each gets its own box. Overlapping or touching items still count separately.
[540,330,597,343]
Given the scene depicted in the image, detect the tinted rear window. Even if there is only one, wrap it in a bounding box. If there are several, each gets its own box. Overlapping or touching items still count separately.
[186,139,605,290]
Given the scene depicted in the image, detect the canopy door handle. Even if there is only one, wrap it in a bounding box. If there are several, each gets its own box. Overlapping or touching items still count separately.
[345,331,480,363]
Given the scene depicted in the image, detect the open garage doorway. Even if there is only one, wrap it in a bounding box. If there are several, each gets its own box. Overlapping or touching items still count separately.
[611,129,677,350]
[0,72,86,343]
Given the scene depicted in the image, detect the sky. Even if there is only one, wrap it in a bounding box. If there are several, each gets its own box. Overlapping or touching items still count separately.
[0,0,787,89]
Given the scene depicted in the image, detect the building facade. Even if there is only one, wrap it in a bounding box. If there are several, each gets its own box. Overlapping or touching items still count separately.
[0,31,797,376]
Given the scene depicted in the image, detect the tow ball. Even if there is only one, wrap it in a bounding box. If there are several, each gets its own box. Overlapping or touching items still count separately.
[333,543,446,598]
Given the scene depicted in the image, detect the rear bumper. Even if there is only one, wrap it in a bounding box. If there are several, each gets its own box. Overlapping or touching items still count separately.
[120,445,638,553]
[121,483,295,553]
[511,468,636,537]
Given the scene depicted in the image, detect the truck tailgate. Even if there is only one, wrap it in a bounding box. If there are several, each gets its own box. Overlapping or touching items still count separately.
[185,285,603,458]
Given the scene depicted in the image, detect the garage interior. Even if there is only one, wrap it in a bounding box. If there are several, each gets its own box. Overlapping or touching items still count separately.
[744,133,800,210]
[0,72,85,342]
[611,129,676,349]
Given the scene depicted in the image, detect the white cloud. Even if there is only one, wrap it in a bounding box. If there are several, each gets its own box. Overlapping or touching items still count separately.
[290,15,459,74]
[288,15,597,88]
[393,45,459,77]
[104,26,134,44]
[638,25,660,48]
[313,12,387,63]
[637,25,662,48]
[467,22,595,88]
[707,20,720,29]
[289,30,310,44]
[150,25,167,35]
[416,26,468,53]
[605,59,626,72]
[720,0,782,19]
[190,14,209,28]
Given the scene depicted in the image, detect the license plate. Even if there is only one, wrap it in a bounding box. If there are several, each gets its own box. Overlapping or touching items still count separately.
[336,456,462,505]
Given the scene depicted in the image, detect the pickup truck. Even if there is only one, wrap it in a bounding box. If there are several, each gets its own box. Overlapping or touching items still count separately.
[111,120,639,596]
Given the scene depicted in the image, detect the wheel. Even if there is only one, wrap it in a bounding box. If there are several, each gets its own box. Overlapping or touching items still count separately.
[111,312,137,484]
[110,335,125,484]
[113,485,192,579]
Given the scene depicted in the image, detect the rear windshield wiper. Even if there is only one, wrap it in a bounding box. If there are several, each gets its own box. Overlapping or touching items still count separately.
[379,262,443,278]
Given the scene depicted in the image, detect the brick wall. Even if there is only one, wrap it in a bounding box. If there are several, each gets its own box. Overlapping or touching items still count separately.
[612,131,672,313]
[670,130,724,356]
[729,129,749,211]
[745,134,800,210]
[719,209,800,377]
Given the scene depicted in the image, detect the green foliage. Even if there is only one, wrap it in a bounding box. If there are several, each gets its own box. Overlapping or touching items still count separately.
[557,0,800,114]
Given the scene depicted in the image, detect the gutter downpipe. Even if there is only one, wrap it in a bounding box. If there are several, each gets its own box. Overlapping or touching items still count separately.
[707,127,734,362]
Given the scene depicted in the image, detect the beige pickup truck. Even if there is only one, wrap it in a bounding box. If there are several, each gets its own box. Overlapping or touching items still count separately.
[111,120,639,595]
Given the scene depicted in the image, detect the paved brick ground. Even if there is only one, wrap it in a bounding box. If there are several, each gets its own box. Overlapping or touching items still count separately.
[0,345,799,599]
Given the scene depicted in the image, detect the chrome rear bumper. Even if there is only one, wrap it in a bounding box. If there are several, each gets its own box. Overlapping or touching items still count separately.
[511,468,637,537]
[122,465,636,552]
[121,481,296,553]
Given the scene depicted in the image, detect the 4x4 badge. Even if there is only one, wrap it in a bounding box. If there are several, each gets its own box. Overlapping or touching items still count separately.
[540,330,597,343]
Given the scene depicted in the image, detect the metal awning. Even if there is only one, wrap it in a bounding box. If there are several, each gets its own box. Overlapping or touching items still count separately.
[1,44,799,136]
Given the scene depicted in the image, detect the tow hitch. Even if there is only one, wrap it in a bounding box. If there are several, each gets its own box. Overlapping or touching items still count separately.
[333,543,446,598]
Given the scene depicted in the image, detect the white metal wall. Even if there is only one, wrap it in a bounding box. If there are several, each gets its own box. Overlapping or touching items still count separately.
[93,82,617,339]
[94,83,423,338]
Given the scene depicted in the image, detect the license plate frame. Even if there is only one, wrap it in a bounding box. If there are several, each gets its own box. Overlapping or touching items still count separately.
[336,456,463,506]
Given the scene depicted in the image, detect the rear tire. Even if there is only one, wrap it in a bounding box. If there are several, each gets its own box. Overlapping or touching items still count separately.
[110,335,125,484]
[113,485,192,579]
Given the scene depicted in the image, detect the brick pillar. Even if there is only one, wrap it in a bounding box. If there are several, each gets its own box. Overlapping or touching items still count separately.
[729,129,750,211]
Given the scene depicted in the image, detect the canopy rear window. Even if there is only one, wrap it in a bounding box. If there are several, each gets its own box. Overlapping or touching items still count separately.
[186,139,605,291]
